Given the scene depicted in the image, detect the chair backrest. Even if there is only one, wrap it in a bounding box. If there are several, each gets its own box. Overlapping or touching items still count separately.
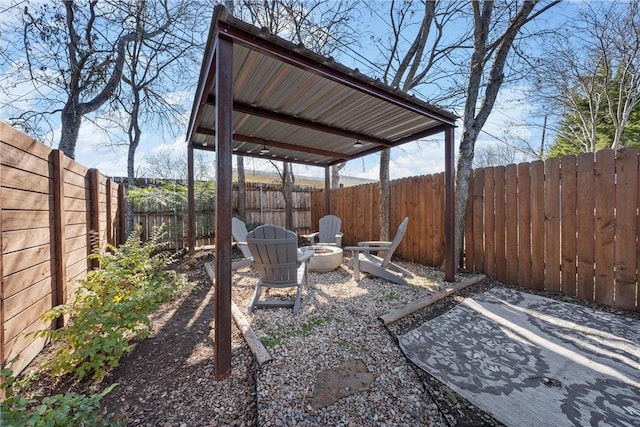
[381,217,409,267]
[318,215,342,244]
[246,225,299,286]
[232,217,252,258]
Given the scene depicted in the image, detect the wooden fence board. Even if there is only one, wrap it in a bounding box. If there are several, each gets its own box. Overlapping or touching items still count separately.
[435,173,445,263]
[544,157,561,292]
[63,170,88,188]
[0,150,3,371]
[3,261,53,299]
[505,164,518,285]
[0,142,51,176]
[4,277,54,320]
[3,245,51,276]
[613,148,638,310]
[472,168,484,272]
[530,161,545,290]
[4,316,52,375]
[493,166,506,282]
[517,163,532,287]
[2,188,52,210]
[464,170,475,271]
[1,211,51,231]
[484,168,496,277]
[3,228,50,253]
[66,256,89,282]
[0,165,51,193]
[63,182,89,200]
[561,155,577,296]
[594,149,615,306]
[1,123,52,159]
[417,177,427,263]
[65,210,90,226]
[576,153,595,301]
[422,175,435,265]
[4,293,53,343]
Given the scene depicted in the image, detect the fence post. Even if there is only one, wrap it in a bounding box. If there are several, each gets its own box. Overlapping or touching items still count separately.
[89,169,100,269]
[106,179,113,246]
[118,184,126,245]
[0,156,4,377]
[53,151,67,327]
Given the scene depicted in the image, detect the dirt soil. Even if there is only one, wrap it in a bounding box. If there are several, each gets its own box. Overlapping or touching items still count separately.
[11,251,640,426]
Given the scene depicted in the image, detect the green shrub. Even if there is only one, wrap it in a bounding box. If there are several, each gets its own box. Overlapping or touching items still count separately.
[0,368,117,426]
[32,227,186,381]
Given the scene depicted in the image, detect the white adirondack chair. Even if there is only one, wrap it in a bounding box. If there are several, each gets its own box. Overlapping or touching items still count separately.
[304,215,343,246]
[231,217,253,270]
[246,224,313,314]
[345,217,413,286]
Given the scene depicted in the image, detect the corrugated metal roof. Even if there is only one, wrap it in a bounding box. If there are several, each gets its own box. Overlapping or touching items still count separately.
[186,5,458,167]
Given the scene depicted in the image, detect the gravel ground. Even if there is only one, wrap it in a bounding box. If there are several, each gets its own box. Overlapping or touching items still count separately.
[232,256,455,426]
[24,247,638,426]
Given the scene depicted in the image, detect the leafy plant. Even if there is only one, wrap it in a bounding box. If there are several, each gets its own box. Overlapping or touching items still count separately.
[32,227,186,380]
[0,368,117,426]
[260,315,334,348]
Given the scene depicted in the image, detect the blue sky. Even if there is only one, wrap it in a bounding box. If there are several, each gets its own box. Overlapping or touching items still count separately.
[0,1,572,182]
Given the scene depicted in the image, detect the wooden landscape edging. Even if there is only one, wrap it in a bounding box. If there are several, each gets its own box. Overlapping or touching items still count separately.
[204,262,272,367]
[379,275,487,325]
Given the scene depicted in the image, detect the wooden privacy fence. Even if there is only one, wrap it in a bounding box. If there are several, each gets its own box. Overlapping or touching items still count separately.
[1,123,124,375]
[311,173,446,267]
[312,149,638,311]
[132,182,312,248]
[465,148,639,311]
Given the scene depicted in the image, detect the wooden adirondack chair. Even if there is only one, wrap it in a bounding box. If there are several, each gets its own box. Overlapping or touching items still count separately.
[345,217,413,286]
[231,217,253,270]
[304,215,343,246]
[246,224,313,314]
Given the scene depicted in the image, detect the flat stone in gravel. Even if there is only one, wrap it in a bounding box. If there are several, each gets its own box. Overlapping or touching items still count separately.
[311,359,374,409]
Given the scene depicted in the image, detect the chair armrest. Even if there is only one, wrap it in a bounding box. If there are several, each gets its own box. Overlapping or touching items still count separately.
[344,245,392,253]
[302,232,319,245]
[297,248,314,262]
[357,240,392,248]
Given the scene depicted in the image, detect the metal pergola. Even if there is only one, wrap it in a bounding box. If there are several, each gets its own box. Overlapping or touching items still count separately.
[185,5,458,379]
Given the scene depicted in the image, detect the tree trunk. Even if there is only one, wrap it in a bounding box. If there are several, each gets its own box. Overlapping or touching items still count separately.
[126,134,140,237]
[237,155,247,221]
[379,148,391,240]
[454,127,479,268]
[282,162,294,229]
[331,162,345,188]
[59,101,82,159]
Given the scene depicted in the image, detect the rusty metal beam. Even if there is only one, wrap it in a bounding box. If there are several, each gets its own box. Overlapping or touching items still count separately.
[214,34,233,380]
[195,127,349,160]
[324,166,330,215]
[205,96,391,146]
[186,33,218,145]
[188,145,195,254]
[390,124,450,147]
[444,125,456,282]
